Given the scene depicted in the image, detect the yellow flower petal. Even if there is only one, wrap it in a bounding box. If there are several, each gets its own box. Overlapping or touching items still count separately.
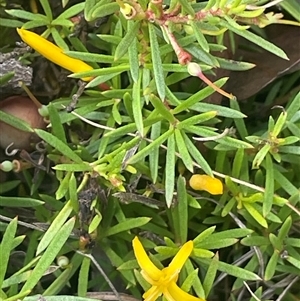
[167,241,193,276]
[143,285,162,301]
[17,28,93,81]
[168,282,206,301]
[189,174,223,195]
[132,236,162,281]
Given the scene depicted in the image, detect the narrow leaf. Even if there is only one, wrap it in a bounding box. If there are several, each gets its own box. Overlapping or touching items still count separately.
[220,17,288,60]
[149,122,161,183]
[36,200,73,255]
[263,154,274,217]
[128,128,174,164]
[149,24,165,100]
[175,175,188,243]
[48,104,67,143]
[35,129,83,163]
[132,70,144,136]
[0,217,18,287]
[0,196,44,207]
[105,217,151,237]
[149,94,176,123]
[165,134,176,208]
[21,218,75,293]
[115,21,140,60]
[78,257,91,297]
[175,129,194,172]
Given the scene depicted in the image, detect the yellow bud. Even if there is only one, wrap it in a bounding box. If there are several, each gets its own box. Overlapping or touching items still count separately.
[189,174,223,195]
[17,28,93,81]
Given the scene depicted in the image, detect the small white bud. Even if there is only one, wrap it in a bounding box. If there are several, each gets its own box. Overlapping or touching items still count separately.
[187,62,201,76]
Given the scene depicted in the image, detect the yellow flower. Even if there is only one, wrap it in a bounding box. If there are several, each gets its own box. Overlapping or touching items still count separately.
[17,28,93,81]
[189,174,223,195]
[132,237,205,301]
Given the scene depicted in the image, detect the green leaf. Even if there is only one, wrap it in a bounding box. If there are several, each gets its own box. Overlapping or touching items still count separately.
[196,258,261,280]
[232,148,244,178]
[0,180,20,194]
[53,163,93,172]
[252,144,271,169]
[0,196,44,207]
[243,202,268,228]
[78,257,90,297]
[40,0,53,20]
[128,128,174,164]
[0,18,23,27]
[51,27,69,50]
[230,98,248,139]
[191,102,247,118]
[35,129,83,164]
[56,2,85,20]
[173,175,188,243]
[263,154,274,217]
[70,64,130,79]
[5,9,48,21]
[203,253,218,298]
[149,122,161,183]
[115,21,140,61]
[68,173,78,214]
[273,169,299,196]
[149,94,176,123]
[132,70,144,136]
[280,0,300,21]
[149,24,165,100]
[0,110,33,132]
[22,19,51,29]
[36,201,73,255]
[217,57,255,71]
[184,259,205,297]
[0,72,14,86]
[128,27,139,83]
[178,0,195,16]
[286,92,300,119]
[272,111,287,137]
[20,217,75,293]
[286,255,300,270]
[165,134,176,208]
[91,2,120,20]
[241,236,269,247]
[264,251,279,280]
[178,111,217,128]
[220,17,288,60]
[56,171,72,200]
[175,129,194,172]
[51,19,74,27]
[64,51,126,64]
[88,214,101,234]
[190,21,209,52]
[105,217,151,237]
[278,216,292,242]
[173,78,227,114]
[2,270,31,289]
[0,217,17,287]
[269,233,282,250]
[198,238,239,249]
[48,104,67,144]
[84,0,97,21]
[193,226,216,246]
[181,132,213,176]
